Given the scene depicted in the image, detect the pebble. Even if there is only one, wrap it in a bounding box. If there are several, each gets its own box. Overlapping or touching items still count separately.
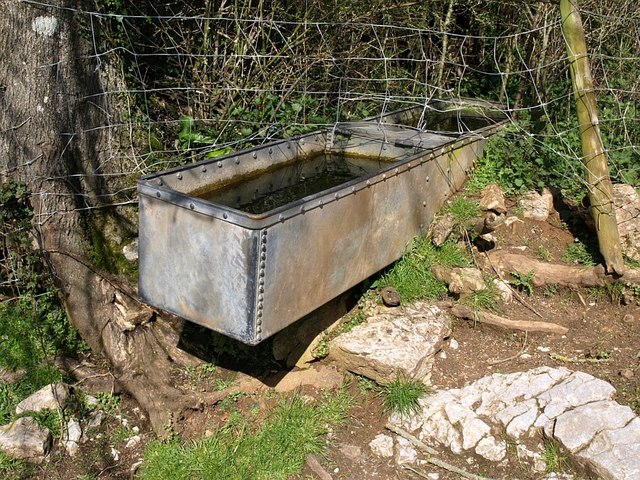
[622,313,635,324]
[449,338,459,350]
[381,287,401,307]
[620,369,634,380]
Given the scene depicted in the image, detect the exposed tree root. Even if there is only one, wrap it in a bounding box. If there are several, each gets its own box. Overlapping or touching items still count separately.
[450,304,569,335]
[483,250,640,287]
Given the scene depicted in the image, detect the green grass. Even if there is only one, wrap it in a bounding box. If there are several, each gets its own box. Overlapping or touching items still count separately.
[0,365,63,425]
[381,375,427,416]
[542,440,569,473]
[443,197,481,226]
[375,238,471,303]
[140,388,353,480]
[462,281,499,312]
[562,240,600,266]
[0,450,33,480]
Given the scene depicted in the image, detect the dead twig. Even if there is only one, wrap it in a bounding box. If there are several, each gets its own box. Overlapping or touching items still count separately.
[385,423,500,480]
[450,304,568,335]
[549,352,612,364]
[489,331,529,365]
[483,251,545,319]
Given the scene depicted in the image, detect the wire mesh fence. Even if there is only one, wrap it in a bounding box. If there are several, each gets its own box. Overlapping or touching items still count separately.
[5,1,638,204]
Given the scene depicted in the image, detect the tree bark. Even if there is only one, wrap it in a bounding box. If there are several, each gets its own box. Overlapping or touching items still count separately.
[560,0,624,275]
[0,0,219,435]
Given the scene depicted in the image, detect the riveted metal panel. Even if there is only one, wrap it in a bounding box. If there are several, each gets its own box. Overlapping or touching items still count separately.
[138,100,507,344]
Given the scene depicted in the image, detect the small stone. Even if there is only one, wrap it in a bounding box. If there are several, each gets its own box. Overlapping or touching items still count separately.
[439,351,447,359]
[492,278,513,304]
[449,338,459,350]
[62,418,82,457]
[431,213,457,246]
[479,184,507,214]
[448,268,486,295]
[0,368,26,384]
[519,188,554,221]
[122,239,139,262]
[620,369,634,380]
[0,417,52,463]
[369,434,394,457]
[15,383,70,414]
[622,313,635,324]
[125,435,141,448]
[427,473,440,480]
[396,437,418,464]
[474,436,506,462]
[111,446,120,462]
[340,443,362,460]
[381,286,401,307]
[87,410,105,429]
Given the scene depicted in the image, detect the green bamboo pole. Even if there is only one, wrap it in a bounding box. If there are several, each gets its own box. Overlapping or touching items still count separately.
[560,0,624,275]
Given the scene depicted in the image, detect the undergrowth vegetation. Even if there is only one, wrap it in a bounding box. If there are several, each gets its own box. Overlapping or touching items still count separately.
[374,238,471,303]
[140,388,353,480]
[0,181,84,427]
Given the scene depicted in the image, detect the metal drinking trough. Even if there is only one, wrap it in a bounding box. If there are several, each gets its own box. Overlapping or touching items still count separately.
[138,99,508,344]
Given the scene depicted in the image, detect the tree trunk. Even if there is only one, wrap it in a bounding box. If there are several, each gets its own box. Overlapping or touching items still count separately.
[560,0,625,275]
[0,0,220,435]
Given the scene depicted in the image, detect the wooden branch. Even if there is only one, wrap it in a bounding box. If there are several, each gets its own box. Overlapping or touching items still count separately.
[385,423,499,480]
[485,250,608,287]
[485,250,640,287]
[450,304,569,335]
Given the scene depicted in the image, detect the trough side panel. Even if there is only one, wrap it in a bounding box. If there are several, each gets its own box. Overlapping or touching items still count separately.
[138,194,256,343]
[258,140,487,339]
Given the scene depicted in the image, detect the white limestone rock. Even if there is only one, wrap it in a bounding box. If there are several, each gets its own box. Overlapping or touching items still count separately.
[329,303,451,384]
[0,417,51,463]
[15,383,70,414]
[62,418,82,456]
[369,434,394,458]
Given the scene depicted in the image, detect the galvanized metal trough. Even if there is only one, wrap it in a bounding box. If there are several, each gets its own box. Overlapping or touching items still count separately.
[138,99,508,344]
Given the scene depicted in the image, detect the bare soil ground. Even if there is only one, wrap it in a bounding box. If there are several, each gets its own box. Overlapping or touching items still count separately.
[33,197,640,480]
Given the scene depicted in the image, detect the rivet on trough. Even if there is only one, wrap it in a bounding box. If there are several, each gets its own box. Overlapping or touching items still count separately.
[261,245,266,253]
[235,157,240,165]
[334,193,339,200]
[278,214,285,222]
[300,206,306,213]
[259,286,264,294]
[268,147,273,154]
[261,253,266,261]
[158,179,163,186]
[176,173,182,180]
[260,262,266,270]
[366,180,371,187]
[252,152,258,159]
[258,294,264,302]
[382,174,387,180]
[423,201,427,207]
[201,166,207,173]
[426,176,430,182]
[259,279,264,287]
[156,192,161,198]
[217,161,223,168]
[318,199,324,207]
[257,303,263,310]
[223,213,228,219]
[189,203,194,210]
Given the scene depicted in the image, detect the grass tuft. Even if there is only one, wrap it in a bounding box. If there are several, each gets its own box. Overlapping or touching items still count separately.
[375,238,470,303]
[381,375,427,416]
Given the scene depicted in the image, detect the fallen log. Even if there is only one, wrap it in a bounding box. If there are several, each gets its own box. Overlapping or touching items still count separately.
[484,250,640,287]
[450,304,569,335]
